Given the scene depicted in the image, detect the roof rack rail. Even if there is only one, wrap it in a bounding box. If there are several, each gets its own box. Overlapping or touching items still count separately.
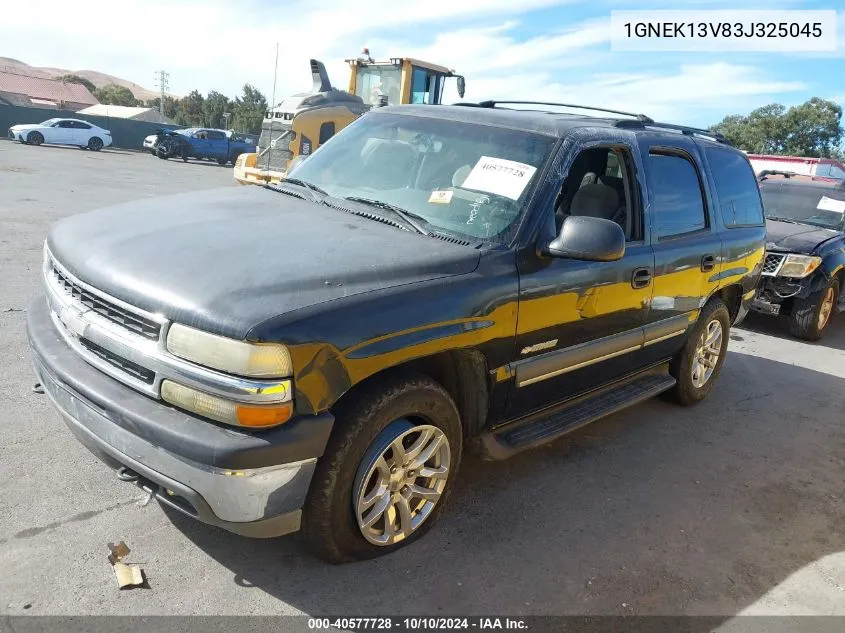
[616,119,731,145]
[456,100,654,123]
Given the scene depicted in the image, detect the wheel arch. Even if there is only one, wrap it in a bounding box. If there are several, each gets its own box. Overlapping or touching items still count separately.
[709,283,743,323]
[329,349,491,440]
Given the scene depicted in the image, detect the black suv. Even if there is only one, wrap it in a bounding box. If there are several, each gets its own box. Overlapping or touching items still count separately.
[751,172,845,340]
[26,102,766,563]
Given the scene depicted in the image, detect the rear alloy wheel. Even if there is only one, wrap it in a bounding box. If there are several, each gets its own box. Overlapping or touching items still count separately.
[668,298,731,406]
[27,131,44,146]
[216,157,228,165]
[302,373,462,564]
[789,277,839,341]
[88,136,104,151]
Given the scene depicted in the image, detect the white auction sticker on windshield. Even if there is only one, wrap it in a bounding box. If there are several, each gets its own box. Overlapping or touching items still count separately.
[817,196,845,213]
[460,156,537,200]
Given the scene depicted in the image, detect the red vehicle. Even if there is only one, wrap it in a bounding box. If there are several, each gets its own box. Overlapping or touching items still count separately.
[746,153,845,181]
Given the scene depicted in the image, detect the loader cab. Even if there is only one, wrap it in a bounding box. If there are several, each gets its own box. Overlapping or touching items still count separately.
[346,57,466,107]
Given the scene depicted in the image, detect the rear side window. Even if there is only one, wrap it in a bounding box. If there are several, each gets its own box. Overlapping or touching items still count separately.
[706,147,764,227]
[648,152,707,239]
[207,130,226,140]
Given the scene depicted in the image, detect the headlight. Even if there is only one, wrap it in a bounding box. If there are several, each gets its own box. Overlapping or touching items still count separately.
[166,323,292,378]
[777,254,822,278]
[161,380,292,428]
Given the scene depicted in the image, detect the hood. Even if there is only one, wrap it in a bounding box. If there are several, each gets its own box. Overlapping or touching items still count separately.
[47,186,481,340]
[10,124,40,131]
[765,219,841,255]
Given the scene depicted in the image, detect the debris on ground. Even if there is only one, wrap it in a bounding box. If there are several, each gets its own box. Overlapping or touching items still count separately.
[107,541,147,590]
[32,383,44,394]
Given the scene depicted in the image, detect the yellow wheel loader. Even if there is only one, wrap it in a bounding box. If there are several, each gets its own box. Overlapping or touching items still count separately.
[233,56,465,185]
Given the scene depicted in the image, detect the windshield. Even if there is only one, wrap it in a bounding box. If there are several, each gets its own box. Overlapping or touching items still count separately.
[760,182,845,231]
[286,112,556,243]
[39,118,60,126]
[354,66,403,106]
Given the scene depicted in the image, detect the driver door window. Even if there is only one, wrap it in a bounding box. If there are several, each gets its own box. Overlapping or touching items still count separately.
[553,146,642,242]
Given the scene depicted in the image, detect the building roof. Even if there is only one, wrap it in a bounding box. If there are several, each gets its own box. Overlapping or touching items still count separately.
[76,104,174,123]
[0,70,98,106]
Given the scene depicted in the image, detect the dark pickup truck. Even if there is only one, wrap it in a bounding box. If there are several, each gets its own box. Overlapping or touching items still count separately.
[27,102,766,563]
[751,172,845,340]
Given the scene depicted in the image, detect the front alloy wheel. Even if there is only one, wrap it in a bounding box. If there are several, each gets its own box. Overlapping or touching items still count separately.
[354,422,450,547]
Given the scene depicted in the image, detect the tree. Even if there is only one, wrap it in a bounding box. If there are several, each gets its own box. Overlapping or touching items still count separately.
[177,89,205,126]
[712,97,843,158]
[233,84,267,135]
[56,74,96,95]
[203,91,234,129]
[782,98,843,157]
[94,84,141,107]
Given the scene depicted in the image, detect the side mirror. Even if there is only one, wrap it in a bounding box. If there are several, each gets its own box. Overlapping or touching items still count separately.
[456,76,466,99]
[543,215,625,262]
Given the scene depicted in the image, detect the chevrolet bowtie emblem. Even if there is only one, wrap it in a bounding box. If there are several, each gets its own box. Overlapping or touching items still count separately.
[58,306,88,339]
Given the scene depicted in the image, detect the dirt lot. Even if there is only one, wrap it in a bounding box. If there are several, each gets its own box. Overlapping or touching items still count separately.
[1,140,844,620]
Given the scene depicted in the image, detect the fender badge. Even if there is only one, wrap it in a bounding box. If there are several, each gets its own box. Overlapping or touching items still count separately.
[521,339,558,355]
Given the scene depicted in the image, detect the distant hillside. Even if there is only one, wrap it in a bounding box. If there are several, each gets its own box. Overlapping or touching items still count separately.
[0,57,175,102]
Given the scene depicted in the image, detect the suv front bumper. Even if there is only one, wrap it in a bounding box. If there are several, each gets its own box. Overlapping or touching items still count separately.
[26,296,333,538]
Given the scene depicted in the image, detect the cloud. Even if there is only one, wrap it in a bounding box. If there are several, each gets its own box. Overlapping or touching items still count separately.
[0,0,825,129]
[455,62,806,124]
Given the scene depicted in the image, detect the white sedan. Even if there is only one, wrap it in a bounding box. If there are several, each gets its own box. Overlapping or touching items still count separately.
[8,118,113,151]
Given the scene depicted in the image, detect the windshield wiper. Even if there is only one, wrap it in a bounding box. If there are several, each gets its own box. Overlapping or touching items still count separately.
[278,178,327,203]
[342,196,430,236]
[766,216,801,224]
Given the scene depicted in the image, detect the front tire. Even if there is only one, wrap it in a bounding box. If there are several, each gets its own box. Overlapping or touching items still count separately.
[668,298,731,406]
[302,373,462,564]
[27,131,43,146]
[789,277,839,341]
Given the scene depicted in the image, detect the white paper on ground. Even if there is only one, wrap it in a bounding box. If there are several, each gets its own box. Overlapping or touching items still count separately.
[817,196,845,213]
[460,156,537,200]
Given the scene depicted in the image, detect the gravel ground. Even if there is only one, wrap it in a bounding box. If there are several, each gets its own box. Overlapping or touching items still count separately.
[1,140,844,621]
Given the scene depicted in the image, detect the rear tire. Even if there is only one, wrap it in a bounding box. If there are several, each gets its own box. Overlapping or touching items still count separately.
[668,298,731,406]
[301,373,462,564]
[789,277,839,341]
[27,131,43,146]
[88,136,103,151]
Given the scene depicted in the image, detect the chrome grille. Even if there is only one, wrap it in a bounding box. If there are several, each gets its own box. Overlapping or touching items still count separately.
[762,253,785,276]
[51,264,161,340]
[79,338,155,384]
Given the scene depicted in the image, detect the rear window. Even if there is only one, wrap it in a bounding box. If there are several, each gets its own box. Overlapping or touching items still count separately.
[759,181,845,231]
[705,147,765,228]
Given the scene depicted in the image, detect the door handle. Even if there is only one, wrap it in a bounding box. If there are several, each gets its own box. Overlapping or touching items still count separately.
[701,254,716,272]
[632,267,652,289]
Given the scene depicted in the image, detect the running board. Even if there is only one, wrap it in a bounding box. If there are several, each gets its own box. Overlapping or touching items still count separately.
[479,367,676,460]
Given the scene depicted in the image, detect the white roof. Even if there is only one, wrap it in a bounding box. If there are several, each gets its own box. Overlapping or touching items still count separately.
[76,104,174,123]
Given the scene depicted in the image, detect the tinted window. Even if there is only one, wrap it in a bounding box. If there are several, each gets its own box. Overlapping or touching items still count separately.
[73,121,92,129]
[57,120,74,128]
[648,153,707,239]
[207,130,226,140]
[319,122,335,144]
[705,147,764,227]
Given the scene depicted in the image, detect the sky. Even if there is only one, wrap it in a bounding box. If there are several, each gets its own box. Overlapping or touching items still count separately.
[1,0,842,128]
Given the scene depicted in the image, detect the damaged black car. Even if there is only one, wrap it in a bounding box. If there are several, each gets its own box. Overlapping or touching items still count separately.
[751,172,845,340]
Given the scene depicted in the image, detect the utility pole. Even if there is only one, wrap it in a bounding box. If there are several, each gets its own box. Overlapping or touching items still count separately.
[153,70,170,116]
